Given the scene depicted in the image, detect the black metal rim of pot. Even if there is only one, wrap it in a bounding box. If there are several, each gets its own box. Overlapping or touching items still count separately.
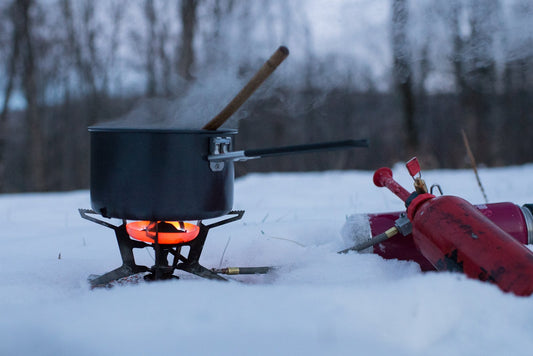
[89,127,238,134]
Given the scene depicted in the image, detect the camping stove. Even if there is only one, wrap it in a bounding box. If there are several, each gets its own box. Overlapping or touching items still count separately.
[79,209,249,287]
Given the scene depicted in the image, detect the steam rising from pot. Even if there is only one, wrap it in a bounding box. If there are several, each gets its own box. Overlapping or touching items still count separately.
[96,67,251,129]
[97,46,289,130]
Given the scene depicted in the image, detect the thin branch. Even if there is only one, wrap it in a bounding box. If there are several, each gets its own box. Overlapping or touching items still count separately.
[462,129,488,203]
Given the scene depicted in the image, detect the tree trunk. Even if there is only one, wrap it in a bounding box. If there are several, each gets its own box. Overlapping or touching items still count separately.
[391,0,418,155]
[0,13,20,124]
[178,0,198,81]
[0,2,22,191]
[145,0,157,96]
[15,0,45,191]
[459,0,499,164]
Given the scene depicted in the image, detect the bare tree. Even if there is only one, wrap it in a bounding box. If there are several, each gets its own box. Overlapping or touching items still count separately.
[391,0,418,154]
[102,0,125,95]
[460,0,500,163]
[502,0,533,163]
[0,2,20,191]
[0,4,19,125]
[177,0,198,81]
[14,0,44,190]
[144,0,158,96]
[450,0,466,94]
[158,17,173,96]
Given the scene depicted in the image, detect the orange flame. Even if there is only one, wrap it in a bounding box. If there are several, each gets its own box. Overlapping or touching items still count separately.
[126,221,200,244]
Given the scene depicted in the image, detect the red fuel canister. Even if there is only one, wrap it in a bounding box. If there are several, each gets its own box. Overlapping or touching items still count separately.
[373,166,533,296]
[346,202,533,271]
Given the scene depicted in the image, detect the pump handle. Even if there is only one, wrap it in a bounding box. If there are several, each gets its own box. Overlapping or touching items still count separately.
[373,167,411,202]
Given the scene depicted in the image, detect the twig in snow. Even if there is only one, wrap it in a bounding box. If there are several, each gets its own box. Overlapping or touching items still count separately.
[219,236,232,268]
[261,230,306,247]
[461,129,489,203]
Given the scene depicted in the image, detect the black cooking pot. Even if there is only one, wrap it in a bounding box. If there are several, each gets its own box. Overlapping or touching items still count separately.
[90,127,237,220]
[90,126,367,221]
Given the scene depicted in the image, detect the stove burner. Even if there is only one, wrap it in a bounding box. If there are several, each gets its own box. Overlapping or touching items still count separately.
[79,209,245,287]
[126,221,199,244]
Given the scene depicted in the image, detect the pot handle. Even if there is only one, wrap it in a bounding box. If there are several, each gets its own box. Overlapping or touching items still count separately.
[208,139,369,163]
[244,139,368,159]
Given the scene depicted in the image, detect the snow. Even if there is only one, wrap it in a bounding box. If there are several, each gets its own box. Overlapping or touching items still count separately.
[2,165,533,355]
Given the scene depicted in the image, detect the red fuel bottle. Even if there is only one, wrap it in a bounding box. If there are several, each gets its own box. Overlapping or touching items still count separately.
[372,165,533,296]
[344,203,533,271]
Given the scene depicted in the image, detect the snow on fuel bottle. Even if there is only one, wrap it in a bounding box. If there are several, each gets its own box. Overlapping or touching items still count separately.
[342,157,533,296]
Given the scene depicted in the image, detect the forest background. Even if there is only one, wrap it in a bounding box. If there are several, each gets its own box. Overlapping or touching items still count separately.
[0,0,531,193]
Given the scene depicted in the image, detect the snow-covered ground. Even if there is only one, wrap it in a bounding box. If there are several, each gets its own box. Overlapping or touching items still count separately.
[1,164,533,355]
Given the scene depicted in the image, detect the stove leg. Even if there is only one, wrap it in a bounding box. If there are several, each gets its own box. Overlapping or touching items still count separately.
[89,224,150,287]
[115,223,139,267]
[187,210,245,264]
[177,210,245,281]
[186,224,209,264]
[89,265,135,287]
[173,230,226,280]
[79,210,149,287]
